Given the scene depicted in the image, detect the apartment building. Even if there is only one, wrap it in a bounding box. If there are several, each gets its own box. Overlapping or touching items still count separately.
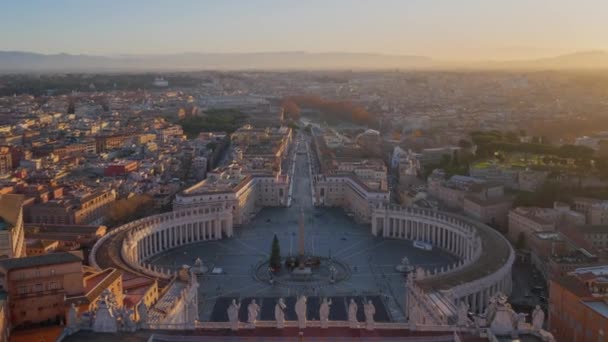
[549,266,608,342]
[0,194,27,258]
[0,252,85,327]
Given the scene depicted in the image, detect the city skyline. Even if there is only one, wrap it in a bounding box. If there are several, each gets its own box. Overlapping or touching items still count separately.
[2,0,608,60]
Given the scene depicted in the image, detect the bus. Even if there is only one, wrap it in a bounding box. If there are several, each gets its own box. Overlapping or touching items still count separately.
[413,241,433,251]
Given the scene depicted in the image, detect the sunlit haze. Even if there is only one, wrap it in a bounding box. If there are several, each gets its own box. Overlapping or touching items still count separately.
[2,0,608,60]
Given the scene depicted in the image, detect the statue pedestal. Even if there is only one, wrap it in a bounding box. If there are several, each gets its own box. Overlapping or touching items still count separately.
[292,267,312,277]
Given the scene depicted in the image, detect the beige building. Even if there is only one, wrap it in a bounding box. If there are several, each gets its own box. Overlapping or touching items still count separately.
[174,166,289,230]
[28,189,116,225]
[0,194,27,258]
[508,202,585,245]
[463,195,512,229]
[0,251,85,328]
[314,174,389,223]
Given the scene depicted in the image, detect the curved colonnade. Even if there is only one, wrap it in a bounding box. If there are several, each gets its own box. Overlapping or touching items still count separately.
[90,207,232,279]
[91,204,514,318]
[372,205,515,315]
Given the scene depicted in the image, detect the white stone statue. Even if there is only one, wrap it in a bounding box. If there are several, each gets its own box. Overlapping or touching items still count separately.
[275,298,287,329]
[484,296,498,324]
[193,257,208,274]
[66,303,79,333]
[348,298,359,328]
[295,295,307,329]
[532,305,545,330]
[227,299,241,330]
[92,296,118,333]
[364,300,376,330]
[489,293,518,337]
[136,302,149,329]
[120,308,136,332]
[457,301,469,326]
[319,298,332,328]
[247,299,260,324]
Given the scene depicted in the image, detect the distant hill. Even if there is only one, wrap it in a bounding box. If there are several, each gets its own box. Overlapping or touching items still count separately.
[0,51,433,72]
[475,50,608,70]
[1,50,607,72]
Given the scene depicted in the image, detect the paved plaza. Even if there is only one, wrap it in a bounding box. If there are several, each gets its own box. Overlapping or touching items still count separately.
[149,140,458,322]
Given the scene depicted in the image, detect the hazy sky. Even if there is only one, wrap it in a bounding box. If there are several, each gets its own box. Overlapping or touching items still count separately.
[2,0,607,60]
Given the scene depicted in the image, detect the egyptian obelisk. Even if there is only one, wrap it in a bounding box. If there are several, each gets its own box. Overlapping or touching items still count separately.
[298,207,305,259]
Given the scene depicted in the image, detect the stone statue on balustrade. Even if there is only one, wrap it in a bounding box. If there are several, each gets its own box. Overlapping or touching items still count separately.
[178,265,191,282]
[348,298,359,328]
[483,296,498,324]
[295,295,307,329]
[136,302,149,329]
[457,301,469,326]
[319,297,332,328]
[66,303,80,334]
[275,298,286,329]
[364,300,376,330]
[227,299,241,330]
[489,293,519,337]
[247,299,260,324]
[92,293,118,333]
[119,307,137,332]
[532,305,545,331]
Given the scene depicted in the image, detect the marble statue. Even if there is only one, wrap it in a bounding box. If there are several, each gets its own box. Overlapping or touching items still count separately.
[178,265,191,282]
[136,302,149,329]
[489,293,518,337]
[66,303,79,333]
[484,296,498,324]
[193,257,208,274]
[364,300,376,330]
[319,298,332,328]
[247,299,260,324]
[120,308,136,332]
[275,298,286,329]
[295,295,307,329]
[532,305,545,330]
[516,312,527,330]
[227,299,241,330]
[92,295,118,333]
[348,298,359,328]
[457,301,469,326]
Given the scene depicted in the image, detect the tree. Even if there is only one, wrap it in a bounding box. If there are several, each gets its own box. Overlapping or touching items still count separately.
[269,234,281,270]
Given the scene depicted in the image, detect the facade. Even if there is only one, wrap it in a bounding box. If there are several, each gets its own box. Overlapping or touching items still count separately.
[0,194,27,258]
[28,189,116,225]
[314,174,389,223]
[0,148,11,176]
[174,166,288,229]
[549,266,608,342]
[0,252,85,328]
[463,196,512,228]
[507,203,585,245]
[104,161,139,177]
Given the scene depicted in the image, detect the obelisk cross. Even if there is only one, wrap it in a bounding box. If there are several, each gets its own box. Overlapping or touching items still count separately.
[298,206,305,260]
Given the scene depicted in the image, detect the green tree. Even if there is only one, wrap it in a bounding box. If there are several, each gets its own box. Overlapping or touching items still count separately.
[269,234,281,270]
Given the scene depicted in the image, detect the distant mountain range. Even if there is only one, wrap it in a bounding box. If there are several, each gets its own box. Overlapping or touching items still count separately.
[0,50,607,72]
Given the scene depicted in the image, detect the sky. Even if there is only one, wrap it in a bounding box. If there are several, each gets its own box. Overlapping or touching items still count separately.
[1,0,607,60]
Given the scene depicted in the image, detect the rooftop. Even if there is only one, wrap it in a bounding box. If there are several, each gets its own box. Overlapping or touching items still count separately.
[0,251,82,271]
[582,300,608,319]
